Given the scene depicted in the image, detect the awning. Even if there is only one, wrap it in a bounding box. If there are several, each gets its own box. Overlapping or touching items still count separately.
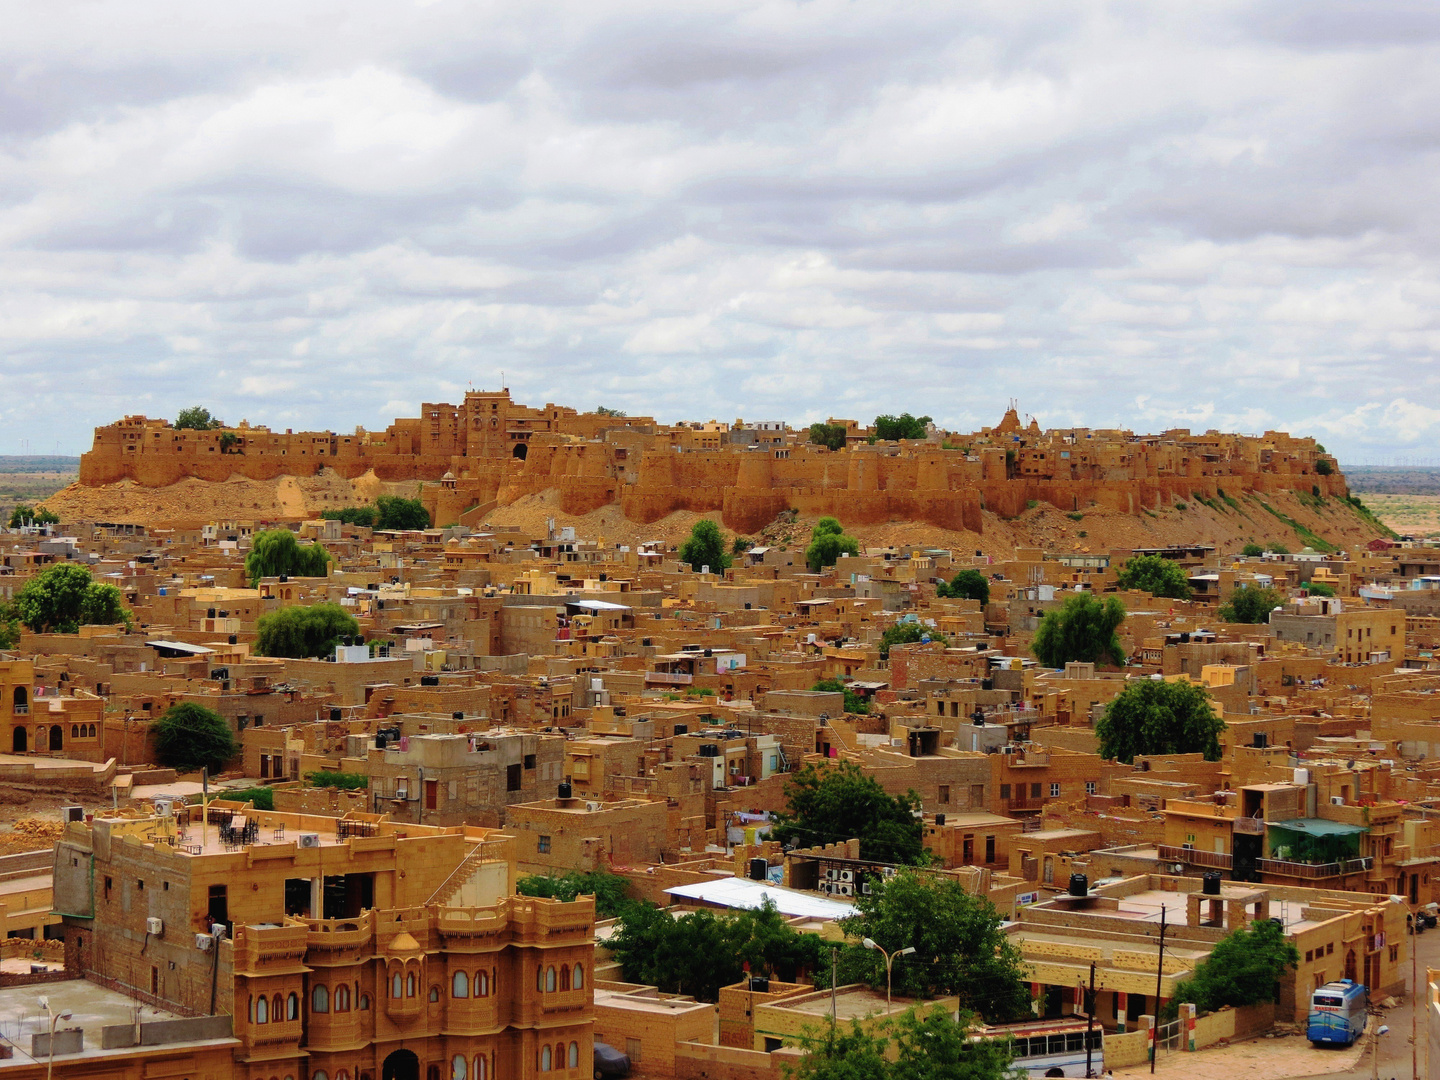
[1266,818,1367,837]
[145,640,215,657]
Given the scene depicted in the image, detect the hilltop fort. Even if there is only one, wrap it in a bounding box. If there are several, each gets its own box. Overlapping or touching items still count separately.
[72,392,1347,534]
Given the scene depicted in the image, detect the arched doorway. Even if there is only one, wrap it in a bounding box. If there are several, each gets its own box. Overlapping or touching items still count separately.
[11,727,25,753]
[383,1050,420,1080]
[512,442,527,461]
[49,726,62,751]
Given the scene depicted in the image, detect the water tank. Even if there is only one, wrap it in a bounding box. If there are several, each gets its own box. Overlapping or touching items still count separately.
[749,975,770,993]
[329,707,342,722]
[1202,872,1222,896]
[673,724,688,736]
[981,678,993,690]
[1068,873,1089,898]
[453,711,464,720]
[749,858,768,881]
[558,782,573,800]
[935,814,946,826]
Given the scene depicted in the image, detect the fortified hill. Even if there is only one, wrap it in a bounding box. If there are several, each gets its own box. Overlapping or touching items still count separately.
[75,392,1347,534]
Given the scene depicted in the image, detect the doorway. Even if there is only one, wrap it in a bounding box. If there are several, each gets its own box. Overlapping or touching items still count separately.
[11,728,24,753]
[383,1050,420,1080]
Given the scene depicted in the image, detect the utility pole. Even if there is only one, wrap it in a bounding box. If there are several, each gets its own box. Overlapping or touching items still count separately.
[1085,961,1097,1079]
[1151,905,1167,1074]
[1413,916,1419,1080]
[830,948,838,1028]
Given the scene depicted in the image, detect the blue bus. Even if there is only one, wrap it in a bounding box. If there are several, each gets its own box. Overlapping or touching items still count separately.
[1308,980,1367,1047]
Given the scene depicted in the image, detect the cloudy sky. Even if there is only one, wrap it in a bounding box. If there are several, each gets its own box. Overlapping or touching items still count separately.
[3,1,1440,463]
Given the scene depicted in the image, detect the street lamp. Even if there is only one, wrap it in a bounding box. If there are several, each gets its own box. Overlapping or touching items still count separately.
[1369,1022,1389,1080]
[38,996,72,1080]
[862,938,915,1016]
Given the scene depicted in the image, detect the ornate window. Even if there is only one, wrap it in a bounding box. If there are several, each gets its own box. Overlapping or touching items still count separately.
[568,1043,579,1069]
[573,964,584,990]
[451,1057,466,1080]
[256,997,268,1023]
[540,1047,552,1072]
[453,971,469,998]
[545,966,556,992]
[287,993,299,1020]
[310,985,328,1013]
[335,986,351,1012]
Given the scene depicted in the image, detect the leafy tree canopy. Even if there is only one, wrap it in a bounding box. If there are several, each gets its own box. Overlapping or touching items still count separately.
[0,603,19,650]
[322,506,377,527]
[1031,594,1125,668]
[175,406,224,430]
[825,870,1031,1020]
[872,414,931,442]
[374,495,430,531]
[679,519,732,572]
[808,423,848,451]
[791,1007,1016,1080]
[811,678,869,715]
[1241,543,1265,557]
[12,564,133,634]
[609,897,824,1001]
[306,770,369,790]
[154,702,238,775]
[255,603,360,658]
[1116,554,1193,600]
[1172,917,1298,1014]
[879,621,946,660]
[1303,581,1335,597]
[937,568,990,604]
[8,504,58,528]
[516,869,634,920]
[1095,678,1225,764]
[228,787,276,811]
[245,529,332,586]
[595,406,627,417]
[1219,584,1283,624]
[771,762,924,864]
[1315,458,1334,476]
[806,517,860,571]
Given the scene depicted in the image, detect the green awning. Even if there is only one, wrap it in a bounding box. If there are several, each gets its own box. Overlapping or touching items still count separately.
[1266,819,1367,837]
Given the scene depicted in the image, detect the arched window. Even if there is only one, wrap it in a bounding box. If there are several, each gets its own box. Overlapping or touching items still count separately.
[474,1057,487,1080]
[392,973,404,998]
[287,993,299,1020]
[313,1072,327,1080]
[555,1043,565,1069]
[255,996,268,1023]
[573,963,584,990]
[545,967,556,992]
[568,1043,579,1069]
[247,996,254,1023]
[451,1056,466,1080]
[13,687,27,713]
[70,725,77,738]
[358,993,370,1010]
[453,971,469,998]
[537,966,544,992]
[540,1046,552,1072]
[311,985,329,1013]
[560,966,570,991]
[475,971,488,997]
[429,985,440,1003]
[337,1071,349,1080]
[406,973,416,997]
[272,994,283,1020]
[335,986,350,1012]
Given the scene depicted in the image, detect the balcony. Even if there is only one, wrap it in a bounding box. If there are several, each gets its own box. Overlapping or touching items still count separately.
[1257,855,1374,880]
[1158,844,1233,870]
[1232,816,1265,835]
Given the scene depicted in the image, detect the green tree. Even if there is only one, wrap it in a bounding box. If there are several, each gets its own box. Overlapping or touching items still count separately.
[322,506,377,527]
[889,1006,1018,1080]
[806,517,860,572]
[1172,918,1298,1014]
[1095,679,1225,764]
[0,602,20,649]
[872,414,931,441]
[1241,543,1264,557]
[770,762,923,863]
[244,530,332,586]
[305,770,369,790]
[175,406,224,430]
[808,423,848,451]
[516,870,634,920]
[811,678,869,715]
[1304,581,1336,597]
[1031,594,1125,668]
[1315,458,1334,476]
[228,787,276,811]
[1116,554,1193,600]
[255,603,360,658]
[218,431,241,454]
[12,564,132,634]
[8,504,59,528]
[828,870,1031,1020]
[1219,585,1282,624]
[788,1019,891,1080]
[374,496,430,531]
[879,621,946,660]
[1267,543,1289,555]
[938,568,990,604]
[153,702,238,774]
[679,520,731,572]
[595,406,627,417]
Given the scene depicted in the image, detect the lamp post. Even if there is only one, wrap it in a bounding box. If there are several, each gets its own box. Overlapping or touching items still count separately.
[1371,1022,1389,1080]
[39,996,72,1080]
[862,938,915,1017]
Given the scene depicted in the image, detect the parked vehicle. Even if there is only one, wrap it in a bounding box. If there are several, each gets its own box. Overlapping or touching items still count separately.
[1307,979,1367,1047]
[593,1042,631,1080]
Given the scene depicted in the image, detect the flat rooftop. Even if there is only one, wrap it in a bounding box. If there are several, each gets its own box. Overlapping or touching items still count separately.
[781,987,925,1021]
[0,979,188,1064]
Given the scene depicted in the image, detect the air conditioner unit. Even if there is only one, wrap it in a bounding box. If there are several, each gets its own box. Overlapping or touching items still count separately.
[585,801,603,812]
[827,869,839,880]
[1331,796,1346,806]
[1170,863,1185,874]
[195,933,214,951]
[1181,843,1194,850]
[298,833,321,848]
[883,867,897,878]
[819,882,832,894]
[146,917,164,935]
[60,805,84,823]
[861,882,873,895]
[153,799,172,818]
[839,870,854,883]
[837,883,853,897]
[394,786,408,799]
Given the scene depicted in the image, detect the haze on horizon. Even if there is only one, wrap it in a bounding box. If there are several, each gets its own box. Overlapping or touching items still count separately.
[2,1,1440,463]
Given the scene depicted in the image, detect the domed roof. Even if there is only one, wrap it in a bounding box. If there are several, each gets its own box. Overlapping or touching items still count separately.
[387,931,422,956]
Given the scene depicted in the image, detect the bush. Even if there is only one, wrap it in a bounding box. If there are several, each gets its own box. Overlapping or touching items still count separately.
[256,604,360,658]
[1067,512,1084,521]
[154,702,238,775]
[228,787,276,811]
[1175,501,1188,510]
[1315,458,1334,476]
[306,771,369,790]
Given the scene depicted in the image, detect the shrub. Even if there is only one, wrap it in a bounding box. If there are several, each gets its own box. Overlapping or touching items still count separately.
[306,771,369,790]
